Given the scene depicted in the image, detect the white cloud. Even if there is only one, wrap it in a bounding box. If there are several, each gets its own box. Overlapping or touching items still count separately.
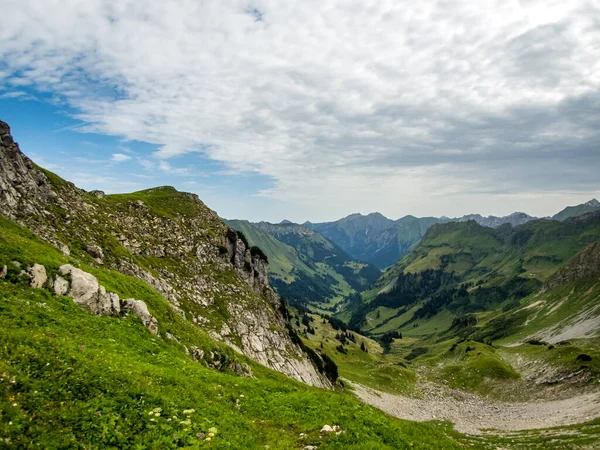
[1,0,599,221]
[111,153,132,162]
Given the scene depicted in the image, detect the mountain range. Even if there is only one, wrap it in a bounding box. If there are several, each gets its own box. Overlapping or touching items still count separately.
[2,119,600,447]
[302,202,599,269]
[225,219,380,312]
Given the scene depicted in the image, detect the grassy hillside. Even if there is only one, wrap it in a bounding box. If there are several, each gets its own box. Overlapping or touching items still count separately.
[0,215,469,449]
[344,215,600,339]
[553,199,600,222]
[227,220,380,313]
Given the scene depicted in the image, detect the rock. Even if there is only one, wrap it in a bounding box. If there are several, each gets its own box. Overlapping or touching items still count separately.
[27,263,47,288]
[190,346,205,362]
[0,265,7,279]
[53,275,69,296]
[303,446,317,450]
[59,264,119,315]
[86,244,105,262]
[89,190,105,198]
[98,286,121,315]
[320,425,334,434]
[123,299,159,335]
[60,264,99,306]
[228,361,254,378]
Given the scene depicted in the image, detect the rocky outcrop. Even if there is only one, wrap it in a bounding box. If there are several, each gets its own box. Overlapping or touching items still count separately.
[27,263,47,288]
[58,264,120,315]
[0,120,329,388]
[24,262,159,334]
[544,242,600,291]
[122,299,159,335]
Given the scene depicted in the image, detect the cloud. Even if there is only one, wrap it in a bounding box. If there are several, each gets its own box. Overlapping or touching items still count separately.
[111,153,132,162]
[1,0,599,220]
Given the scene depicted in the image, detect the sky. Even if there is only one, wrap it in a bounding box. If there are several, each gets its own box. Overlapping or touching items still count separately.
[1,0,599,223]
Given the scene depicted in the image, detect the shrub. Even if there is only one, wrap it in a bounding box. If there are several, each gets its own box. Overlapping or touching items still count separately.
[250,245,268,263]
[405,347,428,361]
[576,354,592,362]
[235,230,249,248]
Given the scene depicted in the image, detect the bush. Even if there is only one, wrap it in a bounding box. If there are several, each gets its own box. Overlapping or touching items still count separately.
[576,354,592,362]
[235,230,249,248]
[336,345,348,354]
[405,347,428,361]
[250,245,268,263]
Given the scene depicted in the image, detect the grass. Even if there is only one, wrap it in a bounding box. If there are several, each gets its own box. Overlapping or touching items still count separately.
[105,186,207,219]
[0,278,467,449]
[0,211,468,449]
[291,310,417,395]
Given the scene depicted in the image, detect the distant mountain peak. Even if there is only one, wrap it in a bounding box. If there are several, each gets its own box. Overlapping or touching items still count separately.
[585,198,600,207]
[280,219,293,224]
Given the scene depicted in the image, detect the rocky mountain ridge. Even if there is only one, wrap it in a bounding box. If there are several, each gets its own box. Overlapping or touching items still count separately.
[0,120,330,388]
[226,219,380,311]
[303,202,596,269]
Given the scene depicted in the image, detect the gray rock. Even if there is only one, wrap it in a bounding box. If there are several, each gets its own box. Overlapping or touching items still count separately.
[190,346,205,362]
[86,244,105,262]
[98,286,121,315]
[58,264,118,315]
[228,361,254,378]
[0,265,7,279]
[27,263,47,288]
[53,275,70,296]
[89,190,105,198]
[60,264,99,307]
[123,298,159,335]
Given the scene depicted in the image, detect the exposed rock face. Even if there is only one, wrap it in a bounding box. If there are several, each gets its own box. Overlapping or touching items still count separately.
[53,275,69,296]
[27,263,47,288]
[0,120,329,388]
[457,212,537,228]
[59,264,120,316]
[544,242,600,291]
[123,299,159,335]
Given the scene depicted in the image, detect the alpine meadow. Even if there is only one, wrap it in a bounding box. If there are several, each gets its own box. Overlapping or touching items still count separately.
[1,1,600,449]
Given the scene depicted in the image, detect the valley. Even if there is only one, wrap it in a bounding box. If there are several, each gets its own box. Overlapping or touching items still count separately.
[1,119,599,449]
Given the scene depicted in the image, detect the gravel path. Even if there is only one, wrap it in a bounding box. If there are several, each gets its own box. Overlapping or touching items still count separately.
[351,381,600,435]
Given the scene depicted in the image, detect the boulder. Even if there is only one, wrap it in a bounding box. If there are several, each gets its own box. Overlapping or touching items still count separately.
[98,286,121,315]
[58,264,119,315]
[53,275,69,296]
[27,263,47,288]
[0,265,7,279]
[60,264,99,307]
[89,190,105,198]
[123,299,159,335]
[228,361,254,378]
[86,244,105,262]
[320,425,334,434]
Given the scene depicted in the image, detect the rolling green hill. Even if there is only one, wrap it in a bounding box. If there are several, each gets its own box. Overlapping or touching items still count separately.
[226,220,380,312]
[346,214,600,338]
[0,216,465,449]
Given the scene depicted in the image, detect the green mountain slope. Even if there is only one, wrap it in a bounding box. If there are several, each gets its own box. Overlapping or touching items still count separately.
[226,220,380,312]
[553,199,600,222]
[347,215,600,338]
[0,119,329,387]
[0,216,465,449]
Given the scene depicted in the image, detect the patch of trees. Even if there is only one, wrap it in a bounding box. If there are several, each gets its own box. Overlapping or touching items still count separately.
[249,245,268,263]
[335,344,348,354]
[405,347,428,361]
[285,323,338,382]
[335,331,356,345]
[380,330,402,353]
[235,230,249,248]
